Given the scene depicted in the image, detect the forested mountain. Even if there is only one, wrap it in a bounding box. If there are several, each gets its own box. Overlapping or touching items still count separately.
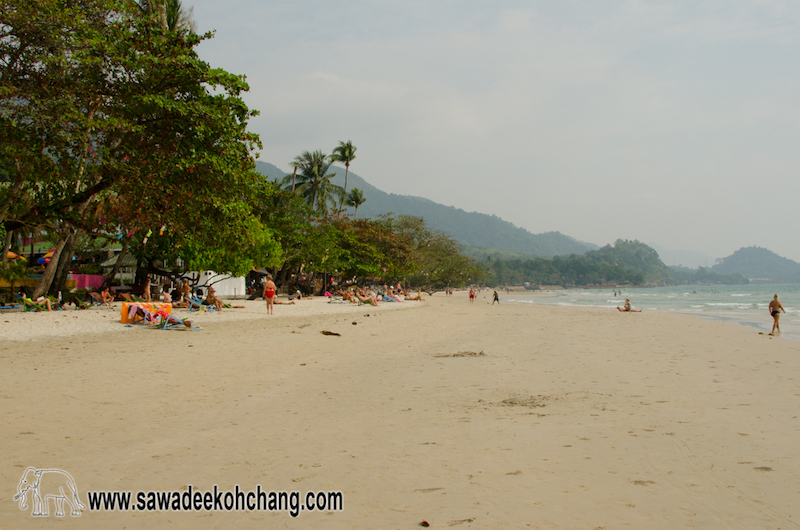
[256,161,597,257]
[711,246,800,283]
[483,240,675,287]
[668,266,748,285]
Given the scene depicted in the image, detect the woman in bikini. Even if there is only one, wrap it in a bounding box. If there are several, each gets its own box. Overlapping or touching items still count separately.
[263,274,277,315]
[617,298,641,312]
[769,294,785,335]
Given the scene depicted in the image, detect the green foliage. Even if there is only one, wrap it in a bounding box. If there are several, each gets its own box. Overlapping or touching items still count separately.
[2,0,278,282]
[482,240,673,287]
[255,162,599,257]
[331,140,356,201]
[346,187,365,218]
[585,239,673,284]
[289,150,344,215]
[393,216,482,289]
[669,266,748,285]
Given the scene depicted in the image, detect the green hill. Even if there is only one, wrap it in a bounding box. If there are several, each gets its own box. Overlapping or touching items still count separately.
[255,161,597,258]
[711,246,800,283]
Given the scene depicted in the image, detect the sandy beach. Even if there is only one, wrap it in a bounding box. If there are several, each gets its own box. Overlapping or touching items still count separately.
[2,291,800,528]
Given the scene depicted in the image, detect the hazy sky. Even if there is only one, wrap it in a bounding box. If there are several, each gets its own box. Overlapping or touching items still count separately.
[191,0,800,261]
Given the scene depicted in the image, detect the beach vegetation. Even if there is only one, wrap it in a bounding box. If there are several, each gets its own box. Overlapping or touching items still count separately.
[288,150,345,216]
[2,0,279,295]
[331,140,357,204]
[345,188,366,218]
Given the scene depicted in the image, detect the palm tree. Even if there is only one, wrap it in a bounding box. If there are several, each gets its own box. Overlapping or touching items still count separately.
[331,140,357,204]
[346,188,366,219]
[290,150,344,215]
[140,0,197,33]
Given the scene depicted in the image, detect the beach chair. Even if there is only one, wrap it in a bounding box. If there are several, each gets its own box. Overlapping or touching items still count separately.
[188,296,218,312]
[120,292,146,303]
[89,292,105,306]
[21,296,61,312]
[128,303,158,325]
[158,315,199,331]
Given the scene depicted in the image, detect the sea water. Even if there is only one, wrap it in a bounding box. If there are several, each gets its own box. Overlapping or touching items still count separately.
[504,284,800,339]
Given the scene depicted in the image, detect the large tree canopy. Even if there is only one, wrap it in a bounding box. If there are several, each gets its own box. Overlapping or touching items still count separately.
[1,0,280,293]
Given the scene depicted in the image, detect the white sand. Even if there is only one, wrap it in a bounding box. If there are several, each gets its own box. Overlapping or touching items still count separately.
[2,291,800,528]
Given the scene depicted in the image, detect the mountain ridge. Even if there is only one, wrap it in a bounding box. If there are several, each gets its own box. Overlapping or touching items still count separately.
[711,246,800,283]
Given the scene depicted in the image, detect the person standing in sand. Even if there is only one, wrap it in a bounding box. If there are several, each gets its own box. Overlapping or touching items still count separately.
[469,288,475,303]
[768,294,785,335]
[180,279,191,302]
[492,291,499,305]
[263,274,277,315]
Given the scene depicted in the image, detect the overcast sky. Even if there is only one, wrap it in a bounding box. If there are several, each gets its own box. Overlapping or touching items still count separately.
[191,0,800,262]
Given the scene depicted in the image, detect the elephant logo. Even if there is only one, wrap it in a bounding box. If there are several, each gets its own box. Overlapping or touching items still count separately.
[13,467,86,517]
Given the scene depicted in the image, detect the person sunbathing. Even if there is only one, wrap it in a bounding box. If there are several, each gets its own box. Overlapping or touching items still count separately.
[336,289,359,304]
[132,305,193,328]
[405,289,425,301]
[273,299,296,305]
[355,288,379,306]
[153,309,194,328]
[203,286,224,311]
[24,296,54,311]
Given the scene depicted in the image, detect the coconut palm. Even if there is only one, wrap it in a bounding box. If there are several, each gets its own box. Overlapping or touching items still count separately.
[290,150,344,215]
[139,0,197,33]
[346,188,366,219]
[331,140,357,204]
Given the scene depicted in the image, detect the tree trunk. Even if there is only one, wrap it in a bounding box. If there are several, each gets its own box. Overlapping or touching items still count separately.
[102,239,130,289]
[1,229,12,266]
[291,167,297,192]
[339,165,349,208]
[32,236,67,298]
[49,233,76,297]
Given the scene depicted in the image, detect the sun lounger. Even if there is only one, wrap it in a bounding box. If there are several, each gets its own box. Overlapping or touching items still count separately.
[21,296,61,312]
[159,316,199,331]
[188,296,218,312]
[89,292,106,306]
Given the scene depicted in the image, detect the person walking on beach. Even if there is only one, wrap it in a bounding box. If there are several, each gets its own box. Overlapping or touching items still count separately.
[492,290,499,305]
[769,294,785,335]
[263,274,277,315]
[469,287,475,303]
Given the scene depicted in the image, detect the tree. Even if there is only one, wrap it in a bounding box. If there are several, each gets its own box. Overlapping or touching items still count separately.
[290,150,344,215]
[393,215,481,289]
[346,188,365,218]
[139,0,196,33]
[331,140,356,204]
[1,0,272,295]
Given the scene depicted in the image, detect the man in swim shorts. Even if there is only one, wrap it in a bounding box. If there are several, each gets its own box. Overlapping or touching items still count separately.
[769,294,785,335]
[263,274,277,315]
